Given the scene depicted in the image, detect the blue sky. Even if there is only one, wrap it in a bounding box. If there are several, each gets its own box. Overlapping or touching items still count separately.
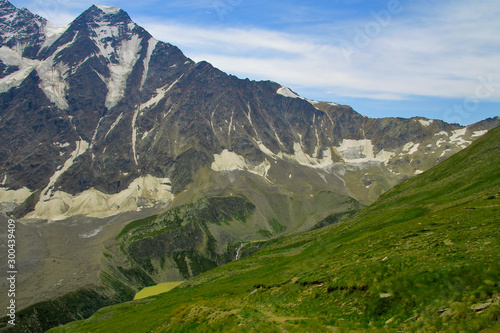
[10,0,500,125]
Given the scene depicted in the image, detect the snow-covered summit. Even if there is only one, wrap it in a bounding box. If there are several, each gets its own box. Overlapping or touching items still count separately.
[95,5,122,15]
[0,0,48,55]
[277,86,301,99]
[1,0,498,224]
[277,86,338,108]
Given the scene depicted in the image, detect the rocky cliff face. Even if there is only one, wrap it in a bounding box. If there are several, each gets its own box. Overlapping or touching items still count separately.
[0,1,498,223]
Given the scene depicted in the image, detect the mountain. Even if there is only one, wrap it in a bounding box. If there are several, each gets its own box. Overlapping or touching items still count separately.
[48,110,500,333]
[0,1,498,222]
[0,1,499,331]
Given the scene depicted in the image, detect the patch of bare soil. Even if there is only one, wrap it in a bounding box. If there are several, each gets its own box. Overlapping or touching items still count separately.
[0,208,165,311]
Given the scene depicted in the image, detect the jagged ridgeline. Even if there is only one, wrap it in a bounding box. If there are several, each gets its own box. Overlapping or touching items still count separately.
[0,0,498,221]
[48,113,500,333]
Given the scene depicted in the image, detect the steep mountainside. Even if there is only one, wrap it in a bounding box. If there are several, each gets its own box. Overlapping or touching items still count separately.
[49,121,500,333]
[0,0,498,223]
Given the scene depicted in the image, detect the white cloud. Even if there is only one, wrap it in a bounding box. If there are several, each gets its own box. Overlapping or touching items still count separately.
[162,0,218,9]
[137,0,500,103]
[10,0,500,105]
[12,0,90,24]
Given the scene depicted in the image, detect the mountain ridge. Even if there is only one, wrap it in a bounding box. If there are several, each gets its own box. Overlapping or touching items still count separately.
[46,105,500,333]
[0,0,497,218]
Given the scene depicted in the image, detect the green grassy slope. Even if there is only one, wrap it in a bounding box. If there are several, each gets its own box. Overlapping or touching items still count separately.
[50,126,500,332]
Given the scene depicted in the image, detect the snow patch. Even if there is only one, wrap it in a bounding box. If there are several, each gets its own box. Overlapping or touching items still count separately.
[434,131,449,136]
[256,138,394,171]
[26,175,174,220]
[418,119,434,127]
[257,141,276,158]
[140,74,184,111]
[105,112,124,139]
[140,37,158,89]
[212,150,247,171]
[277,86,338,107]
[0,187,32,203]
[90,117,105,155]
[132,108,140,165]
[313,123,321,157]
[96,5,121,15]
[449,128,471,148]
[54,142,70,148]
[92,24,119,58]
[277,86,300,99]
[133,75,185,163]
[36,60,70,109]
[89,18,143,109]
[105,34,142,109]
[375,149,396,163]
[440,149,451,157]
[39,140,89,201]
[402,142,420,155]
[450,128,467,140]
[283,143,334,169]
[336,139,395,164]
[35,31,81,109]
[436,138,447,148]
[41,22,68,50]
[0,46,40,92]
[471,130,488,138]
[256,140,334,169]
[211,150,271,181]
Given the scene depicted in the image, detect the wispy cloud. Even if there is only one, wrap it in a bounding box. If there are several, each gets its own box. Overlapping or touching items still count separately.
[10,0,500,117]
[161,0,217,9]
[13,0,92,24]
[139,0,500,103]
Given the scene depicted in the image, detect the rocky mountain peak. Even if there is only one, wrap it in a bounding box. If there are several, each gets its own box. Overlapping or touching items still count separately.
[45,3,153,69]
[0,0,498,224]
[0,0,47,57]
[0,0,13,9]
[94,5,122,15]
[0,0,15,10]
[78,4,132,26]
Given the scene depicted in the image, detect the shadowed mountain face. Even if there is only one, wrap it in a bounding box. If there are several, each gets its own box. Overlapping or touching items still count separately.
[49,107,500,333]
[0,1,499,331]
[0,1,498,222]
